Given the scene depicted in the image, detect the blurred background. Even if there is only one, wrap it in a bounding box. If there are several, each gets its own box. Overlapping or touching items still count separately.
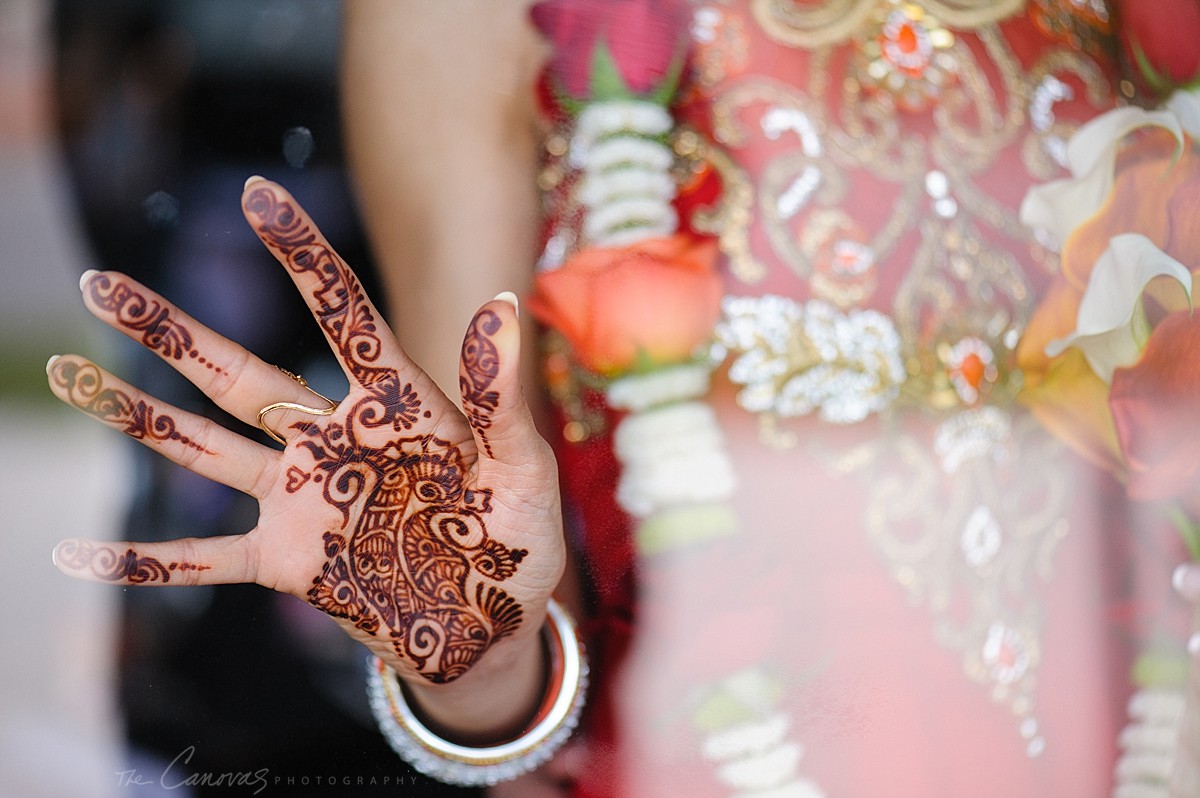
[0,1,472,795]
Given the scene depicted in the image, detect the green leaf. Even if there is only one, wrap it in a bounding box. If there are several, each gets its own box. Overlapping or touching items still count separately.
[589,38,636,103]
[1132,649,1189,688]
[551,75,586,117]
[1132,39,1176,96]
[647,46,688,107]
[1168,504,1200,562]
[1131,295,1152,351]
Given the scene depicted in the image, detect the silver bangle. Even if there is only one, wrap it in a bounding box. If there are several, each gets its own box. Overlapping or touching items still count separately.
[366,599,588,786]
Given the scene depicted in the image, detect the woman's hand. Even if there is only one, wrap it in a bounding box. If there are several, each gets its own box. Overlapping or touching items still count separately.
[48,178,565,689]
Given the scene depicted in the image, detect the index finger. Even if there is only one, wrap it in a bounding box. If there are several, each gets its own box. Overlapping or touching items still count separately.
[241,178,411,390]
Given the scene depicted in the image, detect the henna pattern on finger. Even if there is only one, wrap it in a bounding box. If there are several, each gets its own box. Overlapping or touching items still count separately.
[245,188,421,432]
[85,274,224,373]
[50,360,210,453]
[55,540,211,584]
[460,310,502,457]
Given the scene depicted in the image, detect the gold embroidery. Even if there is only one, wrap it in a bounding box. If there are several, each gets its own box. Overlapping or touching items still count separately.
[681,2,1118,754]
[829,411,1072,749]
[751,0,879,50]
[681,129,770,283]
[1021,48,1110,179]
[893,215,1030,409]
[855,2,958,112]
[753,0,1028,51]
[691,6,1113,437]
[693,6,752,88]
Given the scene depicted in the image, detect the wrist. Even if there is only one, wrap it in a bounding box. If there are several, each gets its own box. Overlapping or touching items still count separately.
[367,598,588,786]
[405,612,549,743]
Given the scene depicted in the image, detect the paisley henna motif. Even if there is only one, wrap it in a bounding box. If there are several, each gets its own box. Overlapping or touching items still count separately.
[303,432,527,683]
[244,187,526,682]
[460,309,502,457]
[50,359,209,453]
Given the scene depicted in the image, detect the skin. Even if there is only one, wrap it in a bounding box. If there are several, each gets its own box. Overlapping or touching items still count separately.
[340,0,546,400]
[50,178,564,741]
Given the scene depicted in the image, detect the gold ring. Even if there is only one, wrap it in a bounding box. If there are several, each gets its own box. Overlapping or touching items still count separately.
[257,367,337,445]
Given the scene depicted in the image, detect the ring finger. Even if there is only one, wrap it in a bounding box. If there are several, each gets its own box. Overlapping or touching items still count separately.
[47,354,276,497]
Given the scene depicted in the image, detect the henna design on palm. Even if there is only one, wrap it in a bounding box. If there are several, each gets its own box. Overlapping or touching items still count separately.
[50,359,209,453]
[51,181,556,691]
[302,431,526,682]
[244,187,528,683]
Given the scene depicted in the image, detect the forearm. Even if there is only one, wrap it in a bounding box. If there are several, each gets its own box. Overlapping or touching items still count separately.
[341,0,545,399]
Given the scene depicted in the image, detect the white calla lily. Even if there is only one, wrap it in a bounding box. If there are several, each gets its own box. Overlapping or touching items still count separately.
[1046,233,1193,383]
[1020,107,1183,248]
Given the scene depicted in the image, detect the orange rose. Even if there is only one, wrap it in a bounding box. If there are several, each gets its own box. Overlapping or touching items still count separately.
[529,235,723,377]
[1110,311,1200,501]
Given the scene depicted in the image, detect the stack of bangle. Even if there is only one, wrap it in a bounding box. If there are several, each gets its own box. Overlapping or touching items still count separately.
[366,598,588,786]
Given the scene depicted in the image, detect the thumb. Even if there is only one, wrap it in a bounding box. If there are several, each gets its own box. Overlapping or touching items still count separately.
[458,293,548,471]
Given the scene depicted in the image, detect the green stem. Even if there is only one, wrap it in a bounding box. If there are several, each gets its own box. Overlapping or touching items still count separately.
[1168,504,1200,563]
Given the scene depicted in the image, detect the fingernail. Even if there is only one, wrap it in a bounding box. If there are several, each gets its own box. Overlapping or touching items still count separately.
[45,354,60,375]
[1174,563,1200,600]
[79,269,98,291]
[1189,632,1200,658]
[493,291,519,316]
[244,175,266,190]
[51,542,60,568]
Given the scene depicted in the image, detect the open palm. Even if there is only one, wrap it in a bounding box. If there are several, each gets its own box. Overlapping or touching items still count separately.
[49,179,563,685]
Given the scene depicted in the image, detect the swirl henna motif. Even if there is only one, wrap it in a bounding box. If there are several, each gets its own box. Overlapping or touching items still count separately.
[244,188,527,683]
[86,274,224,373]
[245,188,422,432]
[460,310,502,457]
[50,360,209,453]
[55,539,210,584]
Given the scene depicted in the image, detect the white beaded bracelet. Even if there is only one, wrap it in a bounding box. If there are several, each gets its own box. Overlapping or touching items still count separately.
[366,599,588,787]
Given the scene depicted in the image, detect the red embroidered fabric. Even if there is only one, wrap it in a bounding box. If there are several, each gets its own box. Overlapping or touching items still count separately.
[537,2,1195,795]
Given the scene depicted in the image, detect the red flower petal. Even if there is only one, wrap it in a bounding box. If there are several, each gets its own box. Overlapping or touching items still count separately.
[1113,0,1200,85]
[530,0,689,101]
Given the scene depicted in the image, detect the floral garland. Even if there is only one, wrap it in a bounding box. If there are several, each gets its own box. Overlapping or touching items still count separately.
[528,0,739,554]
[529,1,825,794]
